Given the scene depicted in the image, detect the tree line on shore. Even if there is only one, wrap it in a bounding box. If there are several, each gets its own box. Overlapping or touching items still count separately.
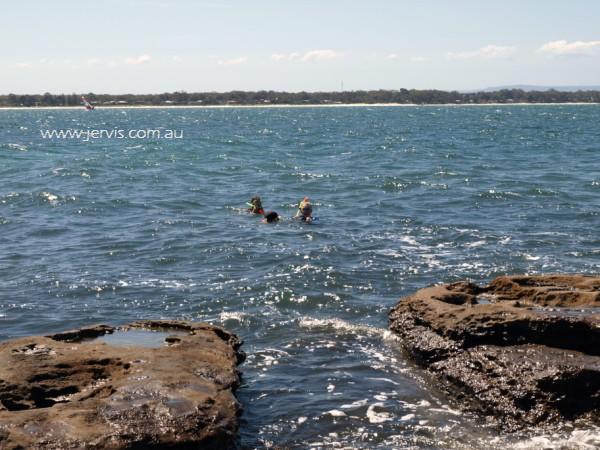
[2,89,600,107]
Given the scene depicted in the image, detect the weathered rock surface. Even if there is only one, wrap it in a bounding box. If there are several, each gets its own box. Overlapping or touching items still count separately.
[389,275,600,431]
[0,320,245,449]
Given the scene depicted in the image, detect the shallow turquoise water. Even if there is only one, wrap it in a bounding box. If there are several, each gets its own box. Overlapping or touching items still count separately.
[1,105,599,448]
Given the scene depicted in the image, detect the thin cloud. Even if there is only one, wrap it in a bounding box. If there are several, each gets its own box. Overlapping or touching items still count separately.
[125,54,151,65]
[218,56,248,65]
[386,53,399,60]
[410,56,429,62]
[301,49,342,62]
[272,49,343,62]
[540,40,600,56]
[271,53,287,61]
[11,62,34,69]
[447,45,515,60]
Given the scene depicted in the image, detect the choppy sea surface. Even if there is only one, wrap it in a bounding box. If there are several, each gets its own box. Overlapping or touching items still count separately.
[1,105,599,449]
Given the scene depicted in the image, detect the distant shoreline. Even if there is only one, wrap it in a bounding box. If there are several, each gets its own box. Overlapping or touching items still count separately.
[1,102,599,111]
[4,88,599,108]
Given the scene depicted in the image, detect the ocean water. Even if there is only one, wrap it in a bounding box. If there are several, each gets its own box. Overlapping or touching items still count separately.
[1,105,599,449]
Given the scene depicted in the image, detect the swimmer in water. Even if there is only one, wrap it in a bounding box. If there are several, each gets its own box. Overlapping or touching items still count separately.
[262,211,280,223]
[294,196,313,223]
[247,196,265,215]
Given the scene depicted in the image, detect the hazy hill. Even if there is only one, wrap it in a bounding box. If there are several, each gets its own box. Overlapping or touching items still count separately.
[479,85,600,92]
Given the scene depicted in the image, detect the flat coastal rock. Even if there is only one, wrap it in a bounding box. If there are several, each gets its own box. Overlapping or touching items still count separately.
[0,320,245,449]
[389,275,600,431]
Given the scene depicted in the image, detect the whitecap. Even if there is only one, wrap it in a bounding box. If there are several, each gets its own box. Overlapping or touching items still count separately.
[219,311,247,322]
[340,399,368,410]
[365,377,401,386]
[291,295,308,303]
[40,191,59,204]
[512,428,600,450]
[466,240,486,248]
[366,403,393,423]
[6,143,27,151]
[298,317,389,340]
[429,405,462,416]
[323,292,341,301]
[399,235,419,246]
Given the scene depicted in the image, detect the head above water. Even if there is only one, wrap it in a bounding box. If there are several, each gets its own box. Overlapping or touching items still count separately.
[299,197,311,207]
[264,211,279,223]
[249,196,264,213]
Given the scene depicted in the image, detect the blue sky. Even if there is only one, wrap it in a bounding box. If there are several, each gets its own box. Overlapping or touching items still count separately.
[3,0,600,94]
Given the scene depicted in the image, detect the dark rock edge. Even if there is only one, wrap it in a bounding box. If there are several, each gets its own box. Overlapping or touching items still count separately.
[389,274,600,431]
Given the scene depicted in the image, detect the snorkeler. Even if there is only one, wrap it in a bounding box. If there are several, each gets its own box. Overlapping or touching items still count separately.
[247,196,265,215]
[262,211,280,223]
[294,196,313,223]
